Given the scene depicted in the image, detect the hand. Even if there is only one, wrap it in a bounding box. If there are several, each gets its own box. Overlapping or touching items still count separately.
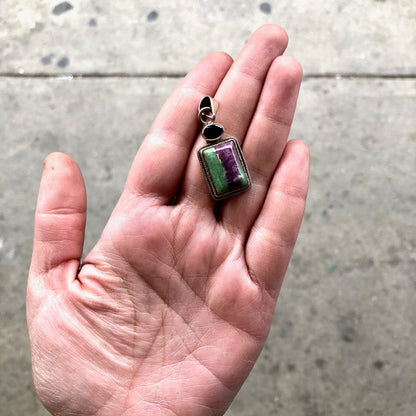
[27,25,309,416]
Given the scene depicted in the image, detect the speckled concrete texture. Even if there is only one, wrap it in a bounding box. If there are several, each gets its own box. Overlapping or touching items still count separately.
[0,1,415,415]
[1,1,415,75]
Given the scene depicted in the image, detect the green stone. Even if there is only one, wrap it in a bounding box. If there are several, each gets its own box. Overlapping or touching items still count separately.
[203,147,229,194]
[198,138,251,199]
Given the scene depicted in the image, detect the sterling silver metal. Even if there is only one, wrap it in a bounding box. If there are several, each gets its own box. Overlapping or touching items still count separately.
[197,95,252,200]
[198,96,218,125]
[198,107,215,125]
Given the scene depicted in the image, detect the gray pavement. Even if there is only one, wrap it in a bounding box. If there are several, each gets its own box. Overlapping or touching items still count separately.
[1,1,415,415]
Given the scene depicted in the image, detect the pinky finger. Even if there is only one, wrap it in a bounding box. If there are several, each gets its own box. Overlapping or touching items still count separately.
[245,139,310,296]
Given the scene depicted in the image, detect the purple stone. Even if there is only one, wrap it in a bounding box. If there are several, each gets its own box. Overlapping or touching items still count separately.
[215,142,242,186]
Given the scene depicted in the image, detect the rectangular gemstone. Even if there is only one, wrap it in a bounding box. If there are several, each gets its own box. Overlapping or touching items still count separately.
[198,138,251,200]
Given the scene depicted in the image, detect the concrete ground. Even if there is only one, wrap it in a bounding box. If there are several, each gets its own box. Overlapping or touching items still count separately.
[0,1,415,415]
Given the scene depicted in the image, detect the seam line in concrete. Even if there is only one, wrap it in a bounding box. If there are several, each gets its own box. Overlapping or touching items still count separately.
[304,73,416,80]
[0,72,186,79]
[0,72,415,80]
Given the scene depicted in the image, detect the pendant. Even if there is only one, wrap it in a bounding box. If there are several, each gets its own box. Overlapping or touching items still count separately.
[197,96,251,200]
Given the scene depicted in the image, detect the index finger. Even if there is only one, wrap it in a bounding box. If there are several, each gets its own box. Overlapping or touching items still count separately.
[124,52,233,204]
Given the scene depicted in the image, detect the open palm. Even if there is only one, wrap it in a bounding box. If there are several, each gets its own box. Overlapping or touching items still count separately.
[27,25,309,416]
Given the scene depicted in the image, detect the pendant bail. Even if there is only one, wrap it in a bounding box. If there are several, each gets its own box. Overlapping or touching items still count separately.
[198,96,218,125]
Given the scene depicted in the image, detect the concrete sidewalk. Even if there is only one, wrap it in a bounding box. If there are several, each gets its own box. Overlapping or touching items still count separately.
[1,1,415,415]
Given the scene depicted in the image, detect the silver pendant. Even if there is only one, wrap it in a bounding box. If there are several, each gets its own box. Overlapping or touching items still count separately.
[197,96,251,200]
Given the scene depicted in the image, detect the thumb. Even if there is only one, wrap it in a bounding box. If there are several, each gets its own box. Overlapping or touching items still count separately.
[29,152,87,279]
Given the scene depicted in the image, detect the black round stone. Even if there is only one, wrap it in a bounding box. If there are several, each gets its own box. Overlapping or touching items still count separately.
[202,123,224,141]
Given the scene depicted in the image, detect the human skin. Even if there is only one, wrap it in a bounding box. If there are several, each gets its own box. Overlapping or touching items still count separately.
[27,25,309,416]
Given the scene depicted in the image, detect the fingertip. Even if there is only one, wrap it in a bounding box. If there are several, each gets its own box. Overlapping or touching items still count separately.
[190,52,233,83]
[42,152,84,183]
[43,152,80,175]
[232,25,289,82]
[258,56,303,121]
[252,24,289,51]
[272,55,303,85]
[202,51,234,81]
[205,51,234,67]
[286,139,310,162]
[37,152,86,215]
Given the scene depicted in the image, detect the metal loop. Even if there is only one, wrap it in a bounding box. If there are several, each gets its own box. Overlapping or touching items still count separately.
[198,106,215,125]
